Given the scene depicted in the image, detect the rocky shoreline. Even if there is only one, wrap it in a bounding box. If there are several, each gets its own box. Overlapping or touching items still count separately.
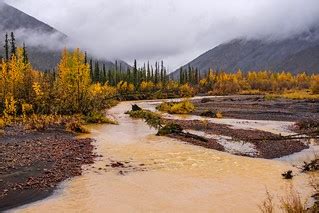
[165,119,309,159]
[192,96,319,122]
[0,126,96,211]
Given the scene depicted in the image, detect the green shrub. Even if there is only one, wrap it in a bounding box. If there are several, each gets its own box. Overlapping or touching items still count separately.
[85,112,118,124]
[127,110,162,129]
[157,123,183,136]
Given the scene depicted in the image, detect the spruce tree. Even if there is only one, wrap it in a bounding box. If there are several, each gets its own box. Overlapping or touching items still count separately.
[147,61,151,81]
[160,61,164,83]
[133,59,138,86]
[89,59,94,80]
[102,64,106,84]
[155,62,159,84]
[94,61,100,82]
[22,43,29,64]
[4,33,9,61]
[84,52,87,65]
[10,32,16,56]
[179,67,184,84]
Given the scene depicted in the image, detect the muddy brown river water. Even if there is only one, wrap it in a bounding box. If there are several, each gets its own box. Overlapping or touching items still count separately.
[10,97,318,213]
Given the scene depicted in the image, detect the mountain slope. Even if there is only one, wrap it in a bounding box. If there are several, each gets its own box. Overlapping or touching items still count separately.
[0,2,131,71]
[0,2,61,34]
[171,27,319,78]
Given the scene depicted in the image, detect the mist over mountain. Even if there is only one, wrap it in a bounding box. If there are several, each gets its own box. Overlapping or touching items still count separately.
[170,25,319,79]
[0,2,130,71]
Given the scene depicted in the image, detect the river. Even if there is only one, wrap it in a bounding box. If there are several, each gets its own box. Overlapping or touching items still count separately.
[11,97,317,213]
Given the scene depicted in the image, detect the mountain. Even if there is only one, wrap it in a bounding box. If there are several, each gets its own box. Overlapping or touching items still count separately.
[0,2,131,71]
[170,26,319,79]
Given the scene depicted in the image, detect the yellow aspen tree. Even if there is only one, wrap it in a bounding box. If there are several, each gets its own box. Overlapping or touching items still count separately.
[56,48,91,114]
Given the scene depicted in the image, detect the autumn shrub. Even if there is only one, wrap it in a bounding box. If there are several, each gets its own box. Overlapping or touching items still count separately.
[310,76,319,94]
[179,83,195,97]
[3,97,17,122]
[66,119,90,134]
[280,187,307,213]
[0,118,5,129]
[23,114,61,131]
[215,112,223,119]
[259,187,312,213]
[157,100,195,114]
[212,79,241,95]
[156,102,175,112]
[239,89,266,95]
[259,190,274,213]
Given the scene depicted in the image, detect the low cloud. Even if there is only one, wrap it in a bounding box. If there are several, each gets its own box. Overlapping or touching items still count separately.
[5,0,319,70]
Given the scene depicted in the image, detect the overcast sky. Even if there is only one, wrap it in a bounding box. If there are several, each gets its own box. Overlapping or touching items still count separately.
[5,0,319,71]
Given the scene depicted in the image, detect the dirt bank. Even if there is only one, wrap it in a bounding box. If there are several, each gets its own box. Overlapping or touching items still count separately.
[193,96,319,122]
[0,126,96,211]
[165,119,308,159]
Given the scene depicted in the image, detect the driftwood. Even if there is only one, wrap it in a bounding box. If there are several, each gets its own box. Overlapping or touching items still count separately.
[302,159,319,172]
[132,104,142,111]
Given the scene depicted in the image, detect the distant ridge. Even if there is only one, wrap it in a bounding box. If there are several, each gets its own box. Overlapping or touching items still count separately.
[170,26,319,79]
[0,2,131,71]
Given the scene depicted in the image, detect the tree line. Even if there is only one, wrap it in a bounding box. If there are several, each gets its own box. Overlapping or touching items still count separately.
[0,32,318,122]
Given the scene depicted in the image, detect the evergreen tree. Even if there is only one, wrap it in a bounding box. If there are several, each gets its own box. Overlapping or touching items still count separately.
[22,43,28,64]
[155,62,159,84]
[147,61,151,81]
[10,32,16,56]
[160,61,164,83]
[94,61,100,82]
[102,64,106,84]
[89,59,93,80]
[179,67,184,84]
[84,52,87,65]
[4,33,9,61]
[133,59,138,86]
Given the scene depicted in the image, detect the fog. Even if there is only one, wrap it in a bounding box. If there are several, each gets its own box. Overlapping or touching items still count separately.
[4,0,319,70]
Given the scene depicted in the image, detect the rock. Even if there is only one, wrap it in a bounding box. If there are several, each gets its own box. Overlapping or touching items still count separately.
[282,170,294,179]
[200,110,217,118]
[201,98,212,103]
[132,104,142,111]
[111,162,125,168]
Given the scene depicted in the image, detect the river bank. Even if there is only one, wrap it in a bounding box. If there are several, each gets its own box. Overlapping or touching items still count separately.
[165,119,309,159]
[0,125,96,211]
[2,96,318,212]
[191,95,319,121]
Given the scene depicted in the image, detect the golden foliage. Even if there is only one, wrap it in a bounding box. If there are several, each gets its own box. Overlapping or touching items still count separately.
[157,100,195,114]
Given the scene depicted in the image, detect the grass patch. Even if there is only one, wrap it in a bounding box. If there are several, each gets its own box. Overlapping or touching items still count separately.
[66,119,90,134]
[85,112,118,125]
[280,187,308,213]
[156,100,195,114]
[240,90,266,95]
[259,190,274,213]
[265,90,319,100]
